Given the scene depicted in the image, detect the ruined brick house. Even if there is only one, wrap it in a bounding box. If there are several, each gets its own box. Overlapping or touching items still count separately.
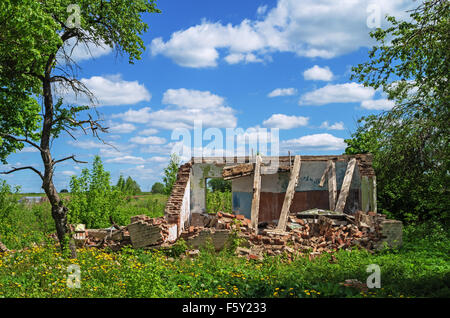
[164,154,378,236]
[76,154,401,254]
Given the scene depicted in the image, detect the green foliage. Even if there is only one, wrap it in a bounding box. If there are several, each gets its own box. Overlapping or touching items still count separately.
[206,191,232,214]
[0,0,161,162]
[0,180,20,219]
[60,189,69,193]
[163,154,180,195]
[0,181,54,250]
[347,0,450,224]
[116,175,141,195]
[68,156,124,228]
[207,178,232,192]
[151,182,165,194]
[0,222,448,298]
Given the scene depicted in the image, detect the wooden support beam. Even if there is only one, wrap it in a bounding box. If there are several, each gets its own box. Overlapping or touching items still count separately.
[335,158,357,213]
[250,155,262,231]
[276,155,302,231]
[328,160,337,211]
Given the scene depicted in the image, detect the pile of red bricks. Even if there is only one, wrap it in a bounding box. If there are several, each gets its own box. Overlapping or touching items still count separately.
[181,210,389,260]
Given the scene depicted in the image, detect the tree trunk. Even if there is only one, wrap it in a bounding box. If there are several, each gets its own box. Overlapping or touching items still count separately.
[41,59,75,257]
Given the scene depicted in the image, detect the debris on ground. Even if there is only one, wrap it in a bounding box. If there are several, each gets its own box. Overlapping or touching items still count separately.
[71,208,401,260]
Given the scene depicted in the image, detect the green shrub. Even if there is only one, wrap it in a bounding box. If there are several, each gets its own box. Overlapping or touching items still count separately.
[206,190,232,213]
[67,156,124,228]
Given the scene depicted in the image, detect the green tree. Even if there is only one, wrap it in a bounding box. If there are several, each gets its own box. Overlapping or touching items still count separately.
[116,175,126,192]
[207,178,232,193]
[0,0,160,246]
[347,0,449,223]
[151,182,165,194]
[163,154,180,195]
[124,176,141,195]
[68,156,123,228]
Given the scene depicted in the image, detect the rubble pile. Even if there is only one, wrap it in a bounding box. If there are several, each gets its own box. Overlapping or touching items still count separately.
[71,209,400,259]
[179,210,392,260]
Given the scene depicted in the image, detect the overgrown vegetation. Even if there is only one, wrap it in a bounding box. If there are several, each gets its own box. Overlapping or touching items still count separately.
[162,154,180,195]
[116,175,141,195]
[346,0,449,225]
[0,221,448,298]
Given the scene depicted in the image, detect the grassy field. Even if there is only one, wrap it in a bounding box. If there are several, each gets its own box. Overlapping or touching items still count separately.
[0,192,449,298]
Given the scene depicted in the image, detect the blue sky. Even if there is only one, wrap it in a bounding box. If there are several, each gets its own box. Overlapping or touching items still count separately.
[1,0,416,193]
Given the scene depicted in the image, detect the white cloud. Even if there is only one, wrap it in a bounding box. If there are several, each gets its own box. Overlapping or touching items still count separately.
[162,88,224,109]
[112,107,153,124]
[139,128,159,136]
[105,156,147,164]
[303,65,333,81]
[320,121,345,130]
[61,170,76,176]
[114,89,237,129]
[108,122,136,134]
[67,140,136,159]
[361,99,395,110]
[299,82,375,106]
[257,5,268,16]
[150,0,414,67]
[282,133,346,151]
[60,74,151,106]
[263,114,309,129]
[267,88,297,98]
[57,37,112,63]
[224,53,264,64]
[129,136,166,145]
[20,147,39,153]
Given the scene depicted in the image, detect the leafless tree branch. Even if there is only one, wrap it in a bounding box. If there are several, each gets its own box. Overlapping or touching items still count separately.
[53,155,87,165]
[0,166,43,180]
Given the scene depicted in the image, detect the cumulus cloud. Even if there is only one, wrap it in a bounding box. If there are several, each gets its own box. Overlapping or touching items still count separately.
[129,136,166,145]
[281,133,346,151]
[19,147,39,153]
[114,89,237,129]
[139,128,159,136]
[299,82,375,106]
[263,114,309,129]
[61,170,76,176]
[107,122,136,134]
[150,0,414,67]
[105,156,147,164]
[224,53,264,64]
[320,121,345,130]
[60,74,151,106]
[303,65,333,81]
[361,99,395,110]
[57,37,112,63]
[267,88,297,98]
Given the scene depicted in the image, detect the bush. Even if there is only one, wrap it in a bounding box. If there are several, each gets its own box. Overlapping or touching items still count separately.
[151,182,165,194]
[68,156,124,228]
[206,190,232,213]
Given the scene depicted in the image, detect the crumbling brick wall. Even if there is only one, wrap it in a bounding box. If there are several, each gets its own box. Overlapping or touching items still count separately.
[164,161,192,235]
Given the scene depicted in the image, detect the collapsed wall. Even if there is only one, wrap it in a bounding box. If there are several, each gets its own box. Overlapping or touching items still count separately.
[71,154,401,255]
[164,161,192,236]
